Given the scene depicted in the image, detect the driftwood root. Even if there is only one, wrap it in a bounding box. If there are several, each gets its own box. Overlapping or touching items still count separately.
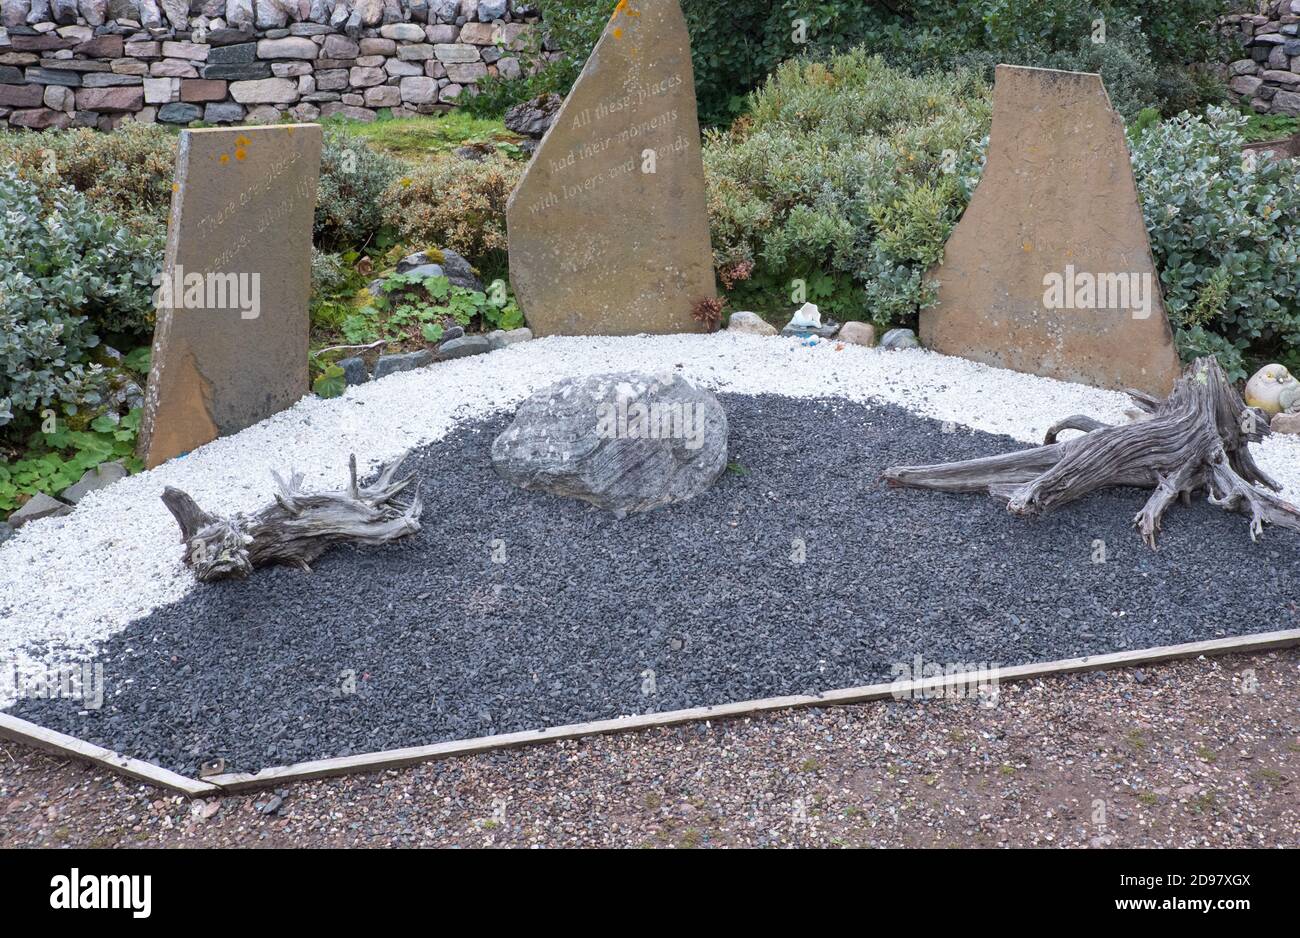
[161,452,423,582]
[883,357,1300,549]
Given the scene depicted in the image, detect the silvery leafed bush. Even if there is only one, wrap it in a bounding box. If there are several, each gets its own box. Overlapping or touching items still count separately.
[0,168,154,428]
[1131,106,1300,381]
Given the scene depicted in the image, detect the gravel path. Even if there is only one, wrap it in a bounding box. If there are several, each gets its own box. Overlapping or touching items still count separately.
[5,334,1300,709]
[3,649,1296,848]
[8,394,1298,775]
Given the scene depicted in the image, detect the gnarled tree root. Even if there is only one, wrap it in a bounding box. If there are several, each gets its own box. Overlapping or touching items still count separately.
[161,452,423,582]
[883,357,1300,549]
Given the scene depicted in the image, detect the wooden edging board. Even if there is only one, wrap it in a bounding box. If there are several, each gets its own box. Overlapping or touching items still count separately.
[3,628,1297,796]
[0,711,218,798]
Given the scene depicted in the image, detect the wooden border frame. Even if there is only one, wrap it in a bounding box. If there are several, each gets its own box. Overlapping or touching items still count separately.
[4,629,1298,795]
[0,711,218,797]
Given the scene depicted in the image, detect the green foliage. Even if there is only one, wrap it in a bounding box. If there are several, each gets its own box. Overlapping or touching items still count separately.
[0,123,175,246]
[312,364,347,400]
[1131,106,1300,381]
[1238,109,1300,144]
[344,272,524,347]
[704,53,991,327]
[0,410,142,513]
[382,156,523,279]
[315,127,405,251]
[466,0,1230,126]
[0,167,156,430]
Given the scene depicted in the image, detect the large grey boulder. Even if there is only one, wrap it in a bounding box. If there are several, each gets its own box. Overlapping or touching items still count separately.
[491,373,729,517]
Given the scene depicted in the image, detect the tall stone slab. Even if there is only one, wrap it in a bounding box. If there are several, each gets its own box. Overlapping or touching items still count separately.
[921,65,1182,397]
[506,0,715,336]
[138,124,322,469]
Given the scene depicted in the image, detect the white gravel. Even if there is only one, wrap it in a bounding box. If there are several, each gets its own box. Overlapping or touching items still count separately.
[4,333,1299,706]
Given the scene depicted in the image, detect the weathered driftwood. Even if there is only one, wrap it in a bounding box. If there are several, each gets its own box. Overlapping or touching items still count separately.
[883,356,1300,548]
[161,453,422,582]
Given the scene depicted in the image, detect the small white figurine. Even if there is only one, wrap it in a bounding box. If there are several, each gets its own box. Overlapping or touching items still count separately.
[787,302,822,329]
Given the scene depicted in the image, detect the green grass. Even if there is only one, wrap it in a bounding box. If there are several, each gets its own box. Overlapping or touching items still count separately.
[322,110,525,161]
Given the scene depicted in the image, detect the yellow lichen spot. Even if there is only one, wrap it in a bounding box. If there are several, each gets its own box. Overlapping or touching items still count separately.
[235,135,250,147]
[1022,241,1033,252]
[235,148,247,161]
[401,177,412,187]
[171,183,179,192]
[219,153,230,164]
[613,26,623,39]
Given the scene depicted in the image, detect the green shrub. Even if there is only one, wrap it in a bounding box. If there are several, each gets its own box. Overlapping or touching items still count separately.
[315,127,404,251]
[704,52,991,326]
[381,155,523,278]
[0,168,156,430]
[0,123,176,244]
[468,0,1230,126]
[1131,106,1300,380]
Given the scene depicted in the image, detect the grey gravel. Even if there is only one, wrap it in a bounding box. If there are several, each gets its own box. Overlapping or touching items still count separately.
[8,395,1299,776]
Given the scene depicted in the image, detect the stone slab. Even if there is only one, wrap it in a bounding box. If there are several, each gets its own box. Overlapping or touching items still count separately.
[920,65,1181,397]
[506,0,714,337]
[138,124,322,469]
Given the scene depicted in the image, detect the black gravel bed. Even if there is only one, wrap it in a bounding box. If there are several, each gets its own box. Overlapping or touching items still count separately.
[9,394,1299,775]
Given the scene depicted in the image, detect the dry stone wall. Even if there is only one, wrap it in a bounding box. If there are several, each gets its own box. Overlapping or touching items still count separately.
[1224,0,1300,117]
[0,0,546,129]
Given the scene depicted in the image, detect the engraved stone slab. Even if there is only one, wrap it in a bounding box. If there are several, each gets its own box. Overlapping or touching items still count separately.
[138,124,322,469]
[506,0,714,336]
[920,65,1182,397]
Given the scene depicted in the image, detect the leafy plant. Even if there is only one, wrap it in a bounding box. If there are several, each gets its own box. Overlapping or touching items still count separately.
[0,167,155,430]
[704,53,991,328]
[1131,106,1300,380]
[0,410,143,513]
[312,364,347,400]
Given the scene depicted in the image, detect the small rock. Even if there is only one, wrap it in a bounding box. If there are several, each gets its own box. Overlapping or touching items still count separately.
[503,92,562,138]
[0,523,13,546]
[372,350,434,380]
[59,461,128,504]
[1271,412,1300,435]
[440,325,465,342]
[395,248,482,291]
[880,328,920,351]
[726,311,777,337]
[837,321,877,347]
[486,327,533,349]
[438,335,491,360]
[8,492,72,528]
[256,794,283,815]
[337,356,369,386]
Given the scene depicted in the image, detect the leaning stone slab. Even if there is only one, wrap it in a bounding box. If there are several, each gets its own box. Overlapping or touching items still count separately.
[138,124,322,469]
[9,492,72,528]
[60,461,128,504]
[920,65,1181,397]
[506,0,715,336]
